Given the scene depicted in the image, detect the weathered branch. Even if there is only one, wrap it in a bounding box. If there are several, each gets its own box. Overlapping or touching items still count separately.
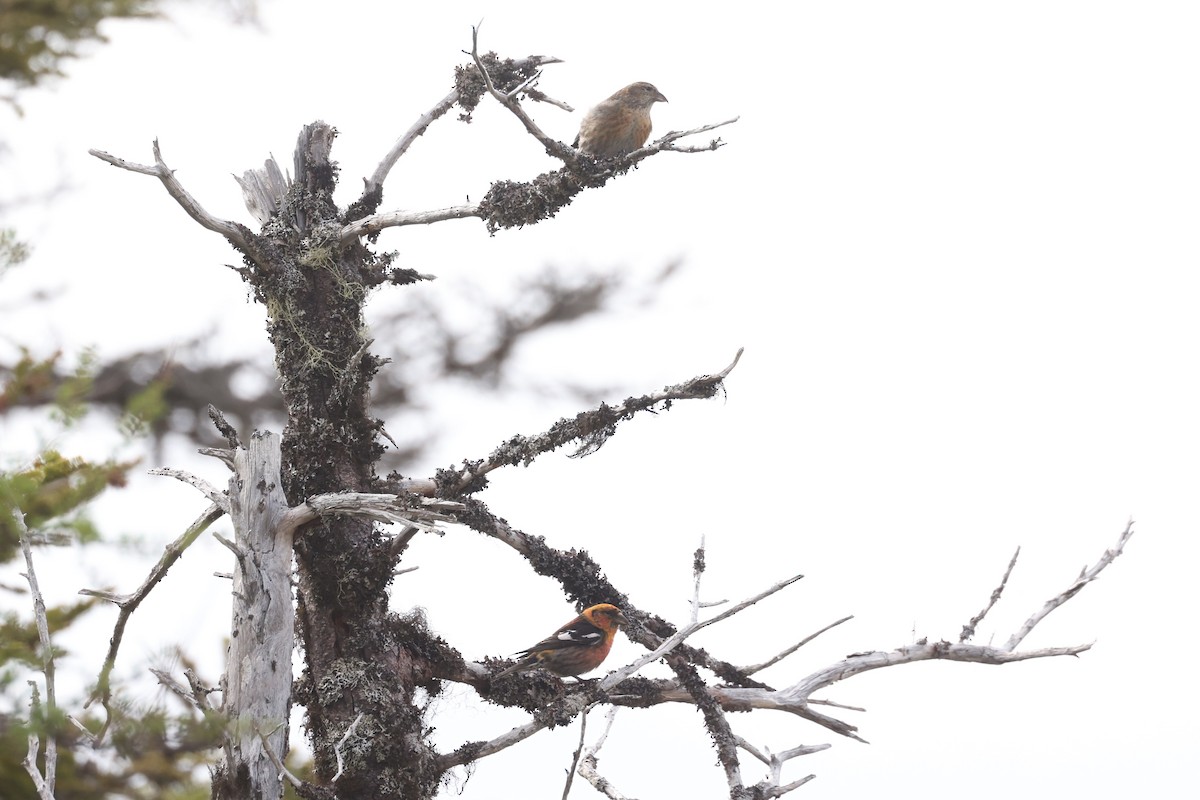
[150,668,209,713]
[259,727,305,791]
[434,348,743,495]
[362,90,459,201]
[1003,519,1133,651]
[88,141,259,258]
[147,466,230,512]
[438,703,571,771]
[359,52,566,206]
[646,118,739,154]
[469,26,570,159]
[630,640,1091,741]
[738,739,823,799]
[81,502,224,739]
[347,31,739,238]
[450,496,766,688]
[742,615,855,675]
[961,547,1020,642]
[651,525,1134,739]
[598,570,805,690]
[208,404,242,448]
[441,565,801,773]
[340,48,569,239]
[576,708,629,800]
[332,714,365,782]
[13,506,57,798]
[561,704,592,800]
[463,522,1132,753]
[338,205,481,242]
[23,684,55,800]
[282,491,463,537]
[655,541,748,797]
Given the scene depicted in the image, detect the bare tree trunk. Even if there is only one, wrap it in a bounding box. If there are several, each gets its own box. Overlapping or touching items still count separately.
[214,431,294,800]
[248,123,443,798]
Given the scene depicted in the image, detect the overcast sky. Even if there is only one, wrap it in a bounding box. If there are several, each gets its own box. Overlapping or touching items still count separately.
[3,2,1198,798]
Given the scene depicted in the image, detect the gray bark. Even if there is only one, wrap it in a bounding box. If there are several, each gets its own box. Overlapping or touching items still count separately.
[219,431,294,800]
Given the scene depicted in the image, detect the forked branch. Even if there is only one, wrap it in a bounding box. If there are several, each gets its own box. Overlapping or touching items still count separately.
[359,52,567,204]
[89,141,259,259]
[343,31,738,240]
[448,520,1134,791]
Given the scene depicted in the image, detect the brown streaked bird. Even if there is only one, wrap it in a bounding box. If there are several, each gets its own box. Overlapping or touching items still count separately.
[574,82,668,158]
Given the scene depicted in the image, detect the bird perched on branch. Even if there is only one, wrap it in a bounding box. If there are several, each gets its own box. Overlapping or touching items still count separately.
[574,82,668,158]
[493,603,630,679]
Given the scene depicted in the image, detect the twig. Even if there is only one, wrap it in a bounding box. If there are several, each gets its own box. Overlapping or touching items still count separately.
[332,713,365,782]
[23,684,55,800]
[150,668,198,709]
[961,547,1020,642]
[362,90,460,200]
[599,571,804,690]
[469,26,564,154]
[690,535,706,623]
[89,141,258,258]
[738,738,826,799]
[524,87,573,112]
[808,697,865,712]
[644,554,747,796]
[150,667,216,714]
[743,615,855,675]
[259,726,304,790]
[561,705,590,800]
[599,522,1129,739]
[67,714,97,747]
[13,505,57,798]
[212,532,244,560]
[184,668,215,711]
[148,466,230,512]
[440,348,744,494]
[651,119,740,153]
[198,447,236,469]
[360,49,567,205]
[576,708,628,800]
[1003,520,1133,651]
[387,525,422,560]
[208,404,241,448]
[339,205,481,242]
[438,714,554,770]
[634,637,1096,741]
[81,503,225,739]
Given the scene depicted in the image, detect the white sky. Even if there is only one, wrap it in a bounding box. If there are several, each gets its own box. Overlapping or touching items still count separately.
[3,1,1198,798]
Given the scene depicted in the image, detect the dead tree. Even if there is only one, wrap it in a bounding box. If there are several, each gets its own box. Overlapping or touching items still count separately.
[61,34,1130,800]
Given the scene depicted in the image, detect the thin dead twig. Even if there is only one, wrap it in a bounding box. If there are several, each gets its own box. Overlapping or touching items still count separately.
[89,141,258,259]
[576,708,628,800]
[743,616,855,675]
[1004,520,1133,651]
[961,547,1020,642]
[12,504,58,798]
[81,503,225,739]
[440,348,744,494]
